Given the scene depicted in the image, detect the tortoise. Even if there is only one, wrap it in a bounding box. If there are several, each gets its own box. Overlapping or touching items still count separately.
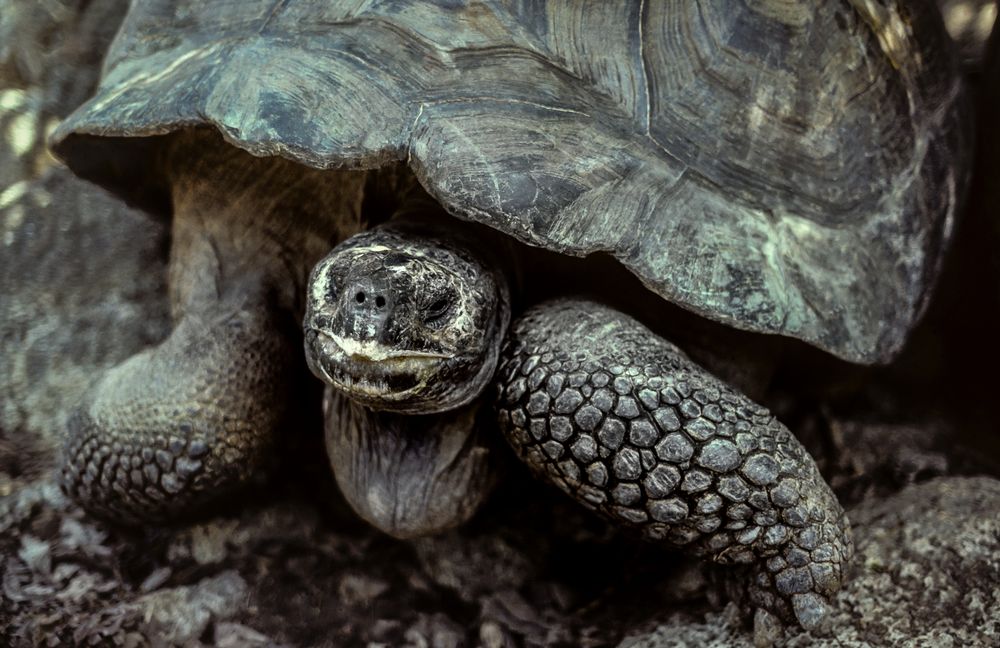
[50,0,968,634]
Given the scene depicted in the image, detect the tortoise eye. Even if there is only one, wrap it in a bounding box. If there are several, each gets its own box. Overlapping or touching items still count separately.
[423,297,452,326]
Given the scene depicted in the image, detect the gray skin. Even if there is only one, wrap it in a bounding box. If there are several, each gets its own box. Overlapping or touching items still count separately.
[304,216,852,631]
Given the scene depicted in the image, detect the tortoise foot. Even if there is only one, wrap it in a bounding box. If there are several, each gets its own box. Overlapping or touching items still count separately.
[61,297,296,523]
[496,298,852,628]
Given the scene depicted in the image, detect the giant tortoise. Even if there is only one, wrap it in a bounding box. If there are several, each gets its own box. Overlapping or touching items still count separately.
[51,0,968,633]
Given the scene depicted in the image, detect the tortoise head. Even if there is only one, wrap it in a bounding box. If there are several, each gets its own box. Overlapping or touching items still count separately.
[304,217,510,414]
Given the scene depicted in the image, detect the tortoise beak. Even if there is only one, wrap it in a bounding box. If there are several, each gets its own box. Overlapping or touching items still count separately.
[304,327,452,405]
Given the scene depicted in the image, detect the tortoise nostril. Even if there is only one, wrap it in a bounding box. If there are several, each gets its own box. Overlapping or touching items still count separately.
[347,280,389,313]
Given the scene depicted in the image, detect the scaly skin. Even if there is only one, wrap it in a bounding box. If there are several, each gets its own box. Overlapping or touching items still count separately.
[60,132,366,522]
[496,299,853,629]
[61,297,294,522]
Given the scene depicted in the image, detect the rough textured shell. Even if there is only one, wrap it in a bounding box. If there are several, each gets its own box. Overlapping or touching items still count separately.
[51,0,969,364]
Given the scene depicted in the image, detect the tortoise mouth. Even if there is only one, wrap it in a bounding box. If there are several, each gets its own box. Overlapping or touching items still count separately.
[305,328,452,408]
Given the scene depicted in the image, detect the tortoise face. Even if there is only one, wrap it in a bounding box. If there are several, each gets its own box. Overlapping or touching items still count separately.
[304,222,509,414]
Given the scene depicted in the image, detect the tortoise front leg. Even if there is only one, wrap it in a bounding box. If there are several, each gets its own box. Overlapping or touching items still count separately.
[61,292,296,523]
[495,298,852,630]
[60,134,366,523]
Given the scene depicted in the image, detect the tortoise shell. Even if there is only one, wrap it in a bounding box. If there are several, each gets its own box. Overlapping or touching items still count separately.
[51,0,970,364]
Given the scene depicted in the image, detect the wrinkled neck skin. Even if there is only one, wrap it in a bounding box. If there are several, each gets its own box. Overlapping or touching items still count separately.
[306,212,513,414]
[324,389,498,539]
[165,132,366,321]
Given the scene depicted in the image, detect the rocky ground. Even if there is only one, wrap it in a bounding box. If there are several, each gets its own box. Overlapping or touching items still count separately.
[2,1,1000,646]
[3,444,998,646]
